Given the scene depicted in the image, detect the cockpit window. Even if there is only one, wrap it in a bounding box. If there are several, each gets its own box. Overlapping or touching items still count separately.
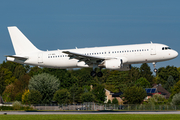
[162,47,171,50]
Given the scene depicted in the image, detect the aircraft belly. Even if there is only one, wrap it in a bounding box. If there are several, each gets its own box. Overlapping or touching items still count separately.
[44,58,77,68]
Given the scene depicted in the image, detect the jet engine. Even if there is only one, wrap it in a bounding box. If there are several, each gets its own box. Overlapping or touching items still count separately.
[105,59,131,71]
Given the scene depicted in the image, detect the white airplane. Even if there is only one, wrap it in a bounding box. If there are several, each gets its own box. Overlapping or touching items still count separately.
[6,26,178,77]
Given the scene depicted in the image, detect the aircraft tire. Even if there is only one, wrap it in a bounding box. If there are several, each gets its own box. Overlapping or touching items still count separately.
[91,71,96,77]
[97,72,103,77]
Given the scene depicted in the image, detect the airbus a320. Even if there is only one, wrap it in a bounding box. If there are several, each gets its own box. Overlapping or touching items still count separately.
[6,26,178,77]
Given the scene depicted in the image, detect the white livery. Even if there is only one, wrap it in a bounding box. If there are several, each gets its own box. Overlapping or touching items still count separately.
[6,26,178,77]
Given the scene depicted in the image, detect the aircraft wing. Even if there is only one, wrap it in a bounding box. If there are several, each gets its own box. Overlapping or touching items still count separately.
[62,51,108,64]
[5,55,29,60]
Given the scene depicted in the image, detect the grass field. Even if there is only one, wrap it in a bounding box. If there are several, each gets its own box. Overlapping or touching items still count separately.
[0,114,180,120]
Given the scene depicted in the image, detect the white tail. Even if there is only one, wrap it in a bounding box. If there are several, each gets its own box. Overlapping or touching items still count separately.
[7,26,40,55]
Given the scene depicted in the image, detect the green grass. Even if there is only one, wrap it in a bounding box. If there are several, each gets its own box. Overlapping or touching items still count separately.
[0,114,180,120]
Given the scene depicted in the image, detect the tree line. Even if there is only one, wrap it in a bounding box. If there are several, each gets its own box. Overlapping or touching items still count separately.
[0,61,180,105]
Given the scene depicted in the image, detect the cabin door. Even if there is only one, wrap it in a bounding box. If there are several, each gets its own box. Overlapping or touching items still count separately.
[150,45,156,55]
[38,53,43,63]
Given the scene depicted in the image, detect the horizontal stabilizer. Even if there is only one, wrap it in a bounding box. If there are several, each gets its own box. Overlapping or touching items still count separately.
[5,55,28,60]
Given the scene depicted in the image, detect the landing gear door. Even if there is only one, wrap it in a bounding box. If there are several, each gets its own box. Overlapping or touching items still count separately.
[150,45,156,55]
[38,53,43,63]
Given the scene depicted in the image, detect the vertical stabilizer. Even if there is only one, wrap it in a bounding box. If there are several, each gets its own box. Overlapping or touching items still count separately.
[7,26,40,55]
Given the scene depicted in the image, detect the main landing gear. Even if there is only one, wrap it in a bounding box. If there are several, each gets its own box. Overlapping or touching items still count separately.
[90,66,103,77]
[90,71,103,77]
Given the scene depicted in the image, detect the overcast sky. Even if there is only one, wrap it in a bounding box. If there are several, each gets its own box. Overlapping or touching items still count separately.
[0,0,180,71]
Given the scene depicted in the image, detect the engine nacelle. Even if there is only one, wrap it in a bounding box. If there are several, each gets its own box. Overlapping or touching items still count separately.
[105,59,131,71]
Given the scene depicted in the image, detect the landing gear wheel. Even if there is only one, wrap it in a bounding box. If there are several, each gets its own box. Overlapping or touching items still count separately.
[154,68,158,73]
[90,71,96,77]
[97,72,103,77]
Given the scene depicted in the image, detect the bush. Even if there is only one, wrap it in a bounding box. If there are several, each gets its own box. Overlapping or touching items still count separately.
[147,94,167,105]
[12,101,21,110]
[112,98,118,104]
[0,106,13,110]
[171,92,180,105]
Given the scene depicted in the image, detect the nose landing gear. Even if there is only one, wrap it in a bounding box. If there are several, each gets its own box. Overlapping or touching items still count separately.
[152,62,158,74]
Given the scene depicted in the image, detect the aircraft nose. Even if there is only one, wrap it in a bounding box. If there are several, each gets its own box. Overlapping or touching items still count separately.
[173,50,178,58]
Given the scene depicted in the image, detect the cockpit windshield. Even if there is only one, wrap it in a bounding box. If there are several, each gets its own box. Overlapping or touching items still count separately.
[162,47,171,50]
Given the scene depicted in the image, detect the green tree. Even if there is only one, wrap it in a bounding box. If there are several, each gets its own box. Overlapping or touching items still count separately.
[135,77,150,88]
[2,84,14,102]
[128,67,141,82]
[157,66,179,85]
[80,92,95,102]
[13,65,26,79]
[107,99,111,104]
[70,68,94,87]
[164,75,176,92]
[0,67,17,95]
[122,86,147,104]
[74,87,84,103]
[112,98,118,104]
[171,80,180,98]
[105,70,129,93]
[28,66,42,77]
[92,84,106,103]
[42,68,72,88]
[28,90,42,104]
[28,73,60,104]
[171,92,180,105]
[140,63,154,85]
[0,61,20,74]
[53,89,70,104]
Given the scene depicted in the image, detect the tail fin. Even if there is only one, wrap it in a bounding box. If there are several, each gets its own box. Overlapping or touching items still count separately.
[7,26,40,55]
